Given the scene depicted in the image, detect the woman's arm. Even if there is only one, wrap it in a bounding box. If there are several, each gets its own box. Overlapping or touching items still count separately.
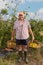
[28,28,34,42]
[11,29,16,41]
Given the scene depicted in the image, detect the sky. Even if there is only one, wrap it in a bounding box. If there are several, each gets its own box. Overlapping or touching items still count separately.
[0,0,43,20]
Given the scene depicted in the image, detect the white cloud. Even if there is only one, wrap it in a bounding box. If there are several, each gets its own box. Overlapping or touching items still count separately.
[0,0,25,10]
[26,8,43,20]
[37,8,43,14]
[37,8,43,20]
[26,12,35,20]
[0,0,19,10]
[0,0,7,9]
[20,0,25,3]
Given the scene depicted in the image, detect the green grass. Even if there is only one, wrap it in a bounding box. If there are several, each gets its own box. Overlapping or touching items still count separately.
[0,47,43,65]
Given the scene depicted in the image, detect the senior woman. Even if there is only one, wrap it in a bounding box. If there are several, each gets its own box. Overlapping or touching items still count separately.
[11,12,34,64]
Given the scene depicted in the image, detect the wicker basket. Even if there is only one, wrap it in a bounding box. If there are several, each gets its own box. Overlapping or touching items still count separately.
[7,40,16,49]
[28,40,40,48]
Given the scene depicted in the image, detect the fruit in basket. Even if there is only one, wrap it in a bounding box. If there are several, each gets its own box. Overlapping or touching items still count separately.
[29,42,33,47]
[28,42,39,48]
[7,40,16,49]
[32,43,38,48]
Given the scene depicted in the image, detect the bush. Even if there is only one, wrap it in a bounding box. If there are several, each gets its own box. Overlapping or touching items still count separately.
[0,19,43,48]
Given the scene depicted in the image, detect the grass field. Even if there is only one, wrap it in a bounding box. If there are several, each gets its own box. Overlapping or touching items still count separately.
[0,46,43,65]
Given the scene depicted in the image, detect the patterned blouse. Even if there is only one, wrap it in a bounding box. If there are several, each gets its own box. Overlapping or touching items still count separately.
[13,20,31,39]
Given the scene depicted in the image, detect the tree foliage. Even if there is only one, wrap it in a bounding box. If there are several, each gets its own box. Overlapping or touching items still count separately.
[30,19,43,42]
[1,9,8,15]
[0,18,43,48]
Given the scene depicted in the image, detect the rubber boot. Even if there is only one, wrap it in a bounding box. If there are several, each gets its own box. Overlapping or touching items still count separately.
[24,51,28,64]
[18,51,22,63]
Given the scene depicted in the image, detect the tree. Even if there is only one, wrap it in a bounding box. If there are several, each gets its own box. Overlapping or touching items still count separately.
[1,9,8,15]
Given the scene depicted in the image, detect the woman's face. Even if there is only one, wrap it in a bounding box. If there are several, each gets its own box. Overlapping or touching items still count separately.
[19,14,24,20]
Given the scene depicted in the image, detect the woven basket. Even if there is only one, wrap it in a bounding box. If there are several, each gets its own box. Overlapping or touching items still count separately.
[28,40,40,48]
[7,40,16,49]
